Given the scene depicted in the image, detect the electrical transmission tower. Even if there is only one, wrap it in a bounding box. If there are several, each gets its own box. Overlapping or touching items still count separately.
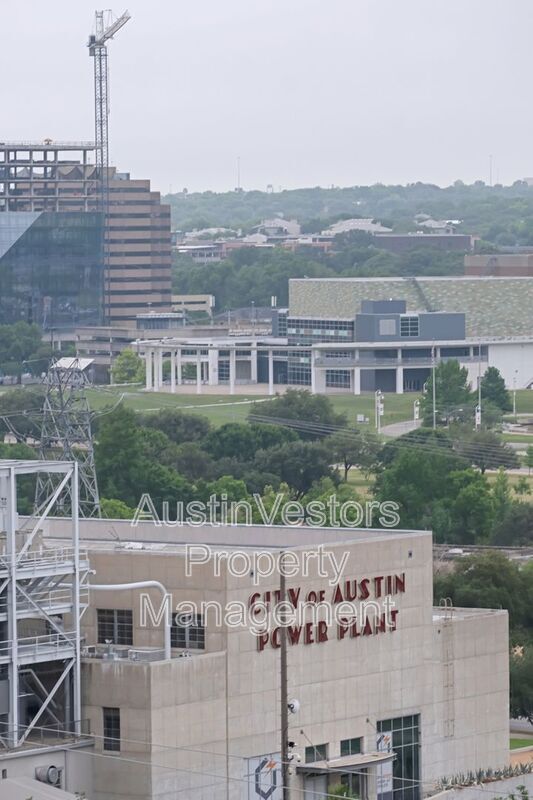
[35,358,100,518]
[88,9,130,322]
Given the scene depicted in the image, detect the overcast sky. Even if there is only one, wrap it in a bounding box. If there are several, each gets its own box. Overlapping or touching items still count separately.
[3,0,533,193]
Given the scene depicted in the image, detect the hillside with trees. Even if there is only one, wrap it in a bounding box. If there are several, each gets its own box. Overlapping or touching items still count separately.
[166,181,533,245]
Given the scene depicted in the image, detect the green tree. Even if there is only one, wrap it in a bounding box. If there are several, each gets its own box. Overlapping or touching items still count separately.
[510,645,533,724]
[421,360,472,426]
[373,449,468,533]
[251,389,347,437]
[111,349,144,384]
[514,477,531,496]
[526,445,533,475]
[0,387,45,439]
[378,427,453,468]
[0,321,43,379]
[492,468,513,527]
[95,406,146,507]
[433,552,533,630]
[328,429,380,481]
[205,423,256,461]
[452,427,519,473]
[100,498,136,519]
[480,366,512,412]
[138,409,211,444]
[440,470,494,544]
[254,440,337,497]
[492,502,533,546]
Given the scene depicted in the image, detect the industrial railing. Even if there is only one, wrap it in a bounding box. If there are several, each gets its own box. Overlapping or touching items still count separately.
[0,631,77,663]
[0,546,89,574]
[314,354,489,368]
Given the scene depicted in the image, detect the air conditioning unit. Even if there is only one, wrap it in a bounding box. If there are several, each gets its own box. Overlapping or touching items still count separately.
[35,764,62,787]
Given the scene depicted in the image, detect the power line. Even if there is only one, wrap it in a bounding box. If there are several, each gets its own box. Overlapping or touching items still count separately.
[9,722,528,799]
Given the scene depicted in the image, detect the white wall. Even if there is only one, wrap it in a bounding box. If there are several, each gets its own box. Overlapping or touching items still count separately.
[488,342,533,389]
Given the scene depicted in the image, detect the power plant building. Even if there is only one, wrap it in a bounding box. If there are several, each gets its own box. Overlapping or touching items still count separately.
[0,469,511,800]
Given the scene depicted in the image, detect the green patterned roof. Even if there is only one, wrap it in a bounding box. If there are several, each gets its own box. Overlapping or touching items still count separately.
[289,277,533,338]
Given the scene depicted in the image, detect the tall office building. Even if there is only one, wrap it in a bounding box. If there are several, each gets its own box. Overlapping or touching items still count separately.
[0,141,171,328]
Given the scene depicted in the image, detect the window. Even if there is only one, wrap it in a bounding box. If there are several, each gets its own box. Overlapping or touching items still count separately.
[379,319,397,336]
[171,613,205,649]
[400,317,419,337]
[103,707,121,751]
[340,737,362,756]
[97,609,133,645]
[305,743,328,763]
[377,715,420,800]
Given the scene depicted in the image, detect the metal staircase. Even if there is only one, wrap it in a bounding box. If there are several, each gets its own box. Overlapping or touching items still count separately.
[0,460,90,748]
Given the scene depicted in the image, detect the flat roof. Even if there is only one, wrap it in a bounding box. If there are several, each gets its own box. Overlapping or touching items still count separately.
[290,275,533,283]
[39,517,431,551]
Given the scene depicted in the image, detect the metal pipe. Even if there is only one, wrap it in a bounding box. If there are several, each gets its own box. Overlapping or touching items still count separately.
[90,580,171,660]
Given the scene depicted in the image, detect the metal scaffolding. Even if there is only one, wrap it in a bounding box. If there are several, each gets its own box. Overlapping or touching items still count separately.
[0,460,90,749]
[36,358,100,519]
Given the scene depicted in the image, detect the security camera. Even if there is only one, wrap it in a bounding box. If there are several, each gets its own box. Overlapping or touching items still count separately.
[288,698,300,714]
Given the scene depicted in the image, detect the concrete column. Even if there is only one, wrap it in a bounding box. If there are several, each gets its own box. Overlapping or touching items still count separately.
[229,348,236,395]
[156,350,163,390]
[153,351,160,391]
[208,349,219,386]
[268,349,274,396]
[177,348,182,385]
[396,366,404,394]
[353,367,361,395]
[196,351,202,394]
[310,350,316,394]
[170,351,176,393]
[250,341,258,383]
[145,350,153,391]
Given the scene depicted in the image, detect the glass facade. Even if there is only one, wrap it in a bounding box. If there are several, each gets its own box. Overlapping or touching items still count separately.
[377,715,420,800]
[0,211,104,328]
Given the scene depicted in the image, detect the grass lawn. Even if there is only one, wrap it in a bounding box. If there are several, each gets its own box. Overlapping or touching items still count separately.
[510,737,533,750]
[87,387,273,427]
[485,472,533,502]
[502,433,533,444]
[346,468,375,499]
[327,393,420,428]
[512,390,533,414]
[87,387,420,429]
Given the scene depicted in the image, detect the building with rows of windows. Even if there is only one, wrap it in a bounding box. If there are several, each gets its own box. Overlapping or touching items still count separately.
[0,509,509,800]
[136,275,533,396]
[0,141,172,328]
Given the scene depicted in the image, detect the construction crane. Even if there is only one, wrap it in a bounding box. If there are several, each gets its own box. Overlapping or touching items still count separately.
[88,9,131,320]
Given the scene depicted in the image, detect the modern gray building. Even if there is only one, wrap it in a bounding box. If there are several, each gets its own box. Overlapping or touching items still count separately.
[136,276,533,395]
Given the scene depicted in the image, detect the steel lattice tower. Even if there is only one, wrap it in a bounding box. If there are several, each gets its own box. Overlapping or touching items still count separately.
[35,359,100,518]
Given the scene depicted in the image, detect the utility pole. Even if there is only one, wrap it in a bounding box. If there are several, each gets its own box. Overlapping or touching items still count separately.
[432,345,437,429]
[475,342,482,429]
[280,554,290,800]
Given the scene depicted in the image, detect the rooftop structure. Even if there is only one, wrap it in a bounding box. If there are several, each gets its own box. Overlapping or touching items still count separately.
[289,276,533,338]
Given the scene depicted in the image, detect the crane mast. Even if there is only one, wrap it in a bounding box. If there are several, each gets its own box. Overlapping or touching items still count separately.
[88,9,130,322]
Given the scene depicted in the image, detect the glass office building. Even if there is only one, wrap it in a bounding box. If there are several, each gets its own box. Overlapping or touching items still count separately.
[0,211,104,329]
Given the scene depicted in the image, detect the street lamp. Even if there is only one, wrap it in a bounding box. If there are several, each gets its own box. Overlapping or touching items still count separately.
[375,390,384,433]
